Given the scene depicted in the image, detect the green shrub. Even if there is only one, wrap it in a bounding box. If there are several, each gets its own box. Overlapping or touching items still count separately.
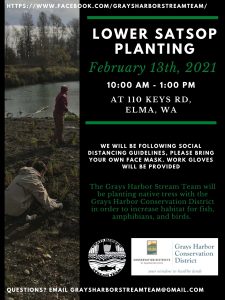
[5,66,79,88]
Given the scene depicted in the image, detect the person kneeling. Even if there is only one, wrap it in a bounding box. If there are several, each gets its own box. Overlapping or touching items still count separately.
[5,161,63,217]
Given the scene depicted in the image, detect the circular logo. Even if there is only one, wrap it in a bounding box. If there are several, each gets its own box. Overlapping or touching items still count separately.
[88,238,126,277]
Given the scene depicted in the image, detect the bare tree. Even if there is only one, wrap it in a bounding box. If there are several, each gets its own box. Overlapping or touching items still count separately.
[5,23,18,64]
[50,14,63,45]
[19,12,34,62]
[12,27,22,56]
[67,18,79,64]
[37,11,50,69]
[37,11,49,48]
[5,22,10,49]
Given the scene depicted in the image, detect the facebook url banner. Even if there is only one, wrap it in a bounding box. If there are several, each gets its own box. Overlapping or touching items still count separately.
[6,2,207,10]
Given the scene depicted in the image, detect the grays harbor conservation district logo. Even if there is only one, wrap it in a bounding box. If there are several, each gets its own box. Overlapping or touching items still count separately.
[88,238,126,277]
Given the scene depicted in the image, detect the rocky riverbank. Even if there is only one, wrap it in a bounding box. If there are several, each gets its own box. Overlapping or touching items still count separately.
[5,117,80,300]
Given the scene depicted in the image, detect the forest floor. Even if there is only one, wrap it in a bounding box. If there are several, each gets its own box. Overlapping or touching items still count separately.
[5,117,80,300]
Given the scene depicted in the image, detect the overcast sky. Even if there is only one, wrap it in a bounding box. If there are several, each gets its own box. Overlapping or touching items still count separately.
[5,0,79,25]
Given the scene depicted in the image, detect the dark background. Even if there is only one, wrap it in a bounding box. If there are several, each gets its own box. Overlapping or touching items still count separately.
[79,1,224,298]
[2,3,6,299]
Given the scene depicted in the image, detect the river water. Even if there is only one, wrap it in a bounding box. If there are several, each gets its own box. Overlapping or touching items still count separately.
[5,81,79,118]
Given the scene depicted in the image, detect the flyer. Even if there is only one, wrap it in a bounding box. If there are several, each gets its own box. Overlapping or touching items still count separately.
[4,0,225,299]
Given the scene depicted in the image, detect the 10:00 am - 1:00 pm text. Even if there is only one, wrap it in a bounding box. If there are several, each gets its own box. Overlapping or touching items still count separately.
[106,81,196,89]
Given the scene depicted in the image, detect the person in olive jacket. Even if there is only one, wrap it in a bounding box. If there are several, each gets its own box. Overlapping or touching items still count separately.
[5,161,63,217]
